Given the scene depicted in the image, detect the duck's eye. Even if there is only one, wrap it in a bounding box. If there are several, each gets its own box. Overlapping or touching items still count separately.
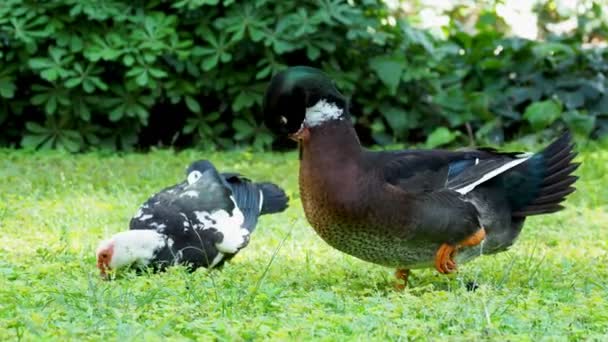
[280,116,288,125]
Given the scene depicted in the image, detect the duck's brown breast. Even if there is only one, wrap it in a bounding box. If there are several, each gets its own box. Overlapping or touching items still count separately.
[299,158,359,235]
[299,159,439,268]
[295,123,449,268]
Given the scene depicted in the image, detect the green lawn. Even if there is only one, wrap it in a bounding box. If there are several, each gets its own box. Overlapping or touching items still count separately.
[1,142,607,341]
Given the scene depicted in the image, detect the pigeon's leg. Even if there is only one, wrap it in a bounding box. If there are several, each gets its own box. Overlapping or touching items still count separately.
[435,227,486,274]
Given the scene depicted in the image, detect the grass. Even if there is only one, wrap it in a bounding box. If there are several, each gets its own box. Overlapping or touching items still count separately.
[0,141,607,341]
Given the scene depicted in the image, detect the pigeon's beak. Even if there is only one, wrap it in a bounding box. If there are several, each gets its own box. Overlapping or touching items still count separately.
[288,124,310,141]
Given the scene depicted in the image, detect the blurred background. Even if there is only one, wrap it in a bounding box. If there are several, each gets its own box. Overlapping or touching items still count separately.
[0,0,606,152]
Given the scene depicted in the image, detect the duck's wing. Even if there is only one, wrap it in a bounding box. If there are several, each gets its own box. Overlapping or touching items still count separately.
[378,148,532,244]
[379,132,579,237]
[398,188,482,245]
[378,144,535,193]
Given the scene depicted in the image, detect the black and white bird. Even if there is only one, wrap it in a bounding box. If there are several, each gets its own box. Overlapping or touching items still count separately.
[96,160,289,277]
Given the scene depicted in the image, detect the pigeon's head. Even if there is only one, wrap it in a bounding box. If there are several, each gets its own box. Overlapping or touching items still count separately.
[95,230,166,279]
[263,66,347,141]
[96,238,114,278]
[186,160,217,185]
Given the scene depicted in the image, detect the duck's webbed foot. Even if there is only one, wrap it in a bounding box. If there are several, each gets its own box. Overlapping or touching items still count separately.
[435,227,486,274]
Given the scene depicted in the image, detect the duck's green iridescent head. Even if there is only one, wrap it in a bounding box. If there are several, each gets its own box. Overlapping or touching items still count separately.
[263,66,347,138]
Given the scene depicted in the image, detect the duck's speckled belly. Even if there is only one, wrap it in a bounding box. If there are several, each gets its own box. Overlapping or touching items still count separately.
[311,220,483,268]
[300,184,434,268]
[320,224,439,268]
[300,186,483,269]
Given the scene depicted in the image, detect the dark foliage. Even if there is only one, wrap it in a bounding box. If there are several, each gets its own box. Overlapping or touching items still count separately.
[0,0,606,152]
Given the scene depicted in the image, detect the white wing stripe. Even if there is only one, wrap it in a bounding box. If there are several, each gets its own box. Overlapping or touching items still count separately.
[258,189,264,212]
[454,156,532,195]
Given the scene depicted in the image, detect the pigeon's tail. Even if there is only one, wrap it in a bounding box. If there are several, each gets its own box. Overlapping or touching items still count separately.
[258,182,289,215]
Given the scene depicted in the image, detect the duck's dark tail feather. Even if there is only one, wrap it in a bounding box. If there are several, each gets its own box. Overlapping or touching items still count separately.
[258,182,289,215]
[511,132,580,217]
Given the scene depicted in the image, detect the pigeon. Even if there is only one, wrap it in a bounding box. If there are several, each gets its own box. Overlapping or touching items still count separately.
[96,160,288,277]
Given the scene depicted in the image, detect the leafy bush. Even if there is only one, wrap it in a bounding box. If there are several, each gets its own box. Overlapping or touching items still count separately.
[0,0,606,152]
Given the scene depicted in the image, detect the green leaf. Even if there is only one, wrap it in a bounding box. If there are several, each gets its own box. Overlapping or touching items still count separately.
[89,77,108,91]
[563,110,596,137]
[123,55,135,66]
[109,107,124,121]
[57,132,82,152]
[45,96,58,115]
[370,118,391,146]
[148,68,168,78]
[0,78,16,98]
[382,107,408,134]
[232,91,258,111]
[369,55,405,95]
[425,127,458,148]
[28,58,53,70]
[532,42,574,58]
[201,55,219,71]
[233,119,253,140]
[25,122,48,134]
[523,100,563,131]
[64,78,81,88]
[185,96,201,113]
[556,90,585,110]
[136,70,149,87]
[21,134,50,149]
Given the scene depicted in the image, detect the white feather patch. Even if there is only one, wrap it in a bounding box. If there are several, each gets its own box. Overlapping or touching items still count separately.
[455,156,532,195]
[209,252,225,268]
[192,196,248,254]
[138,214,153,221]
[149,222,167,231]
[133,208,143,218]
[304,99,343,127]
[180,190,199,198]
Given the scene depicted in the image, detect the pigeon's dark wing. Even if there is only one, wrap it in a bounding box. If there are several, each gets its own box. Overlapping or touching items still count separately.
[171,169,235,216]
[221,172,250,182]
[221,173,289,231]
[129,181,188,231]
[221,174,262,232]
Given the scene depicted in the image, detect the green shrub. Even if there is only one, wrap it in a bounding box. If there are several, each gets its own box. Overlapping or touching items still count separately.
[0,0,606,152]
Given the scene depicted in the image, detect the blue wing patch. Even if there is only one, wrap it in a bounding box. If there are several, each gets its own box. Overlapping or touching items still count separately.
[447,159,476,181]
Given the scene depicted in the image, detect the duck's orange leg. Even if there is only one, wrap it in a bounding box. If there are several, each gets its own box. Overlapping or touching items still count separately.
[435,227,486,274]
[394,268,410,290]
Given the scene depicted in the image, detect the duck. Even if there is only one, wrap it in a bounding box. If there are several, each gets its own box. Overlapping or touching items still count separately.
[262,66,579,287]
[95,160,289,278]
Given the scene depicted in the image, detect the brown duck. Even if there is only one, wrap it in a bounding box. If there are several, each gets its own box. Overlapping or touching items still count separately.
[263,66,579,287]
